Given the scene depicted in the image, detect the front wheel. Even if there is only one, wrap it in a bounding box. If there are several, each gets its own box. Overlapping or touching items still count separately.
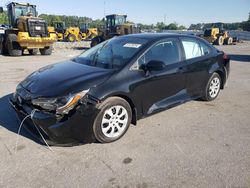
[202,73,221,101]
[93,97,132,143]
[40,46,52,55]
[90,36,104,48]
[214,36,224,46]
[28,49,38,55]
[67,34,76,42]
[6,34,22,56]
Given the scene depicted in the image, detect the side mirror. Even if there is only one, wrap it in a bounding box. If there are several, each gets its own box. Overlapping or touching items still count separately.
[0,7,3,13]
[141,60,166,72]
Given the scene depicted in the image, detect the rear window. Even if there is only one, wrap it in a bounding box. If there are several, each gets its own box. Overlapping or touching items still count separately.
[181,37,211,60]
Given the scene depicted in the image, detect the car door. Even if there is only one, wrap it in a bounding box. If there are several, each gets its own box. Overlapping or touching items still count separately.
[130,38,188,115]
[180,37,214,97]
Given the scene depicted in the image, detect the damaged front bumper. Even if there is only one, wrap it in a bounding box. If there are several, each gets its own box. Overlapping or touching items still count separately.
[9,95,100,146]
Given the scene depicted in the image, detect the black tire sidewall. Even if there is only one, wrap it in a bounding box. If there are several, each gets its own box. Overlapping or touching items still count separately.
[28,49,38,55]
[40,46,52,55]
[93,97,132,143]
[7,34,22,56]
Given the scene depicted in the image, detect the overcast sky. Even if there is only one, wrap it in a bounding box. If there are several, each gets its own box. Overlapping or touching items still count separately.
[1,0,250,26]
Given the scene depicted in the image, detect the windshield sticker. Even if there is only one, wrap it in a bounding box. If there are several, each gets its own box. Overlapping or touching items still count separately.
[123,43,142,48]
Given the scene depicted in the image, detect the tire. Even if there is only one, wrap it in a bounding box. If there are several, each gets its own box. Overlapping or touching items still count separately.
[40,46,52,55]
[202,73,221,101]
[224,37,233,45]
[93,97,132,143]
[90,36,104,48]
[28,49,38,55]
[6,34,22,56]
[78,34,82,41]
[0,36,3,55]
[214,36,224,46]
[67,34,76,42]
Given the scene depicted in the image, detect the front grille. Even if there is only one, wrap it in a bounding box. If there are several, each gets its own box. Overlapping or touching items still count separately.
[27,18,48,37]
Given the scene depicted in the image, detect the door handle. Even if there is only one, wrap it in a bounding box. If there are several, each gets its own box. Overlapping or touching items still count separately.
[179,67,184,72]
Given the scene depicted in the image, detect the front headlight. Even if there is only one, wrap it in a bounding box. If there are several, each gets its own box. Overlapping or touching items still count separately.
[32,89,89,114]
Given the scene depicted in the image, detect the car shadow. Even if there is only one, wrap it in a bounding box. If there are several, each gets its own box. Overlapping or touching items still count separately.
[0,93,42,145]
[229,54,250,62]
[72,47,90,50]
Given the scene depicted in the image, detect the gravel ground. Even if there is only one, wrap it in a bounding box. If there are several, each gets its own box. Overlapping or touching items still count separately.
[0,41,249,188]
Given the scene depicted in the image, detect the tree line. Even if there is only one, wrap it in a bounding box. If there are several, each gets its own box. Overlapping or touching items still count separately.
[0,11,250,31]
[39,14,105,28]
[138,22,186,31]
[188,14,250,31]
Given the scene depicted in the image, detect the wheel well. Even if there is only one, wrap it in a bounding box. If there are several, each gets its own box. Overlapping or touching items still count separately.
[114,95,137,125]
[215,70,225,89]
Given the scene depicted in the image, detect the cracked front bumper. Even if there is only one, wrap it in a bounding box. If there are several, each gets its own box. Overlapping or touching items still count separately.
[9,95,99,146]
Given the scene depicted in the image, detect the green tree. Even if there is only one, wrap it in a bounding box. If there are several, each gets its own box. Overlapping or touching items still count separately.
[156,22,166,30]
[0,11,8,24]
[178,25,186,30]
[166,23,178,30]
[242,21,250,31]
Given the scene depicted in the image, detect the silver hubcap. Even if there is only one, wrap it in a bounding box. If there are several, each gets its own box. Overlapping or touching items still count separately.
[101,105,128,138]
[209,77,220,98]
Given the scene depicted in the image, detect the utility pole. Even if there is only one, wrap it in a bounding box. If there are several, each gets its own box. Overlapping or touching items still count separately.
[164,15,166,25]
[104,0,106,17]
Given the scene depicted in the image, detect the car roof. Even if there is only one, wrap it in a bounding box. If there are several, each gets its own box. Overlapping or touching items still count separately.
[121,33,200,41]
[119,33,214,49]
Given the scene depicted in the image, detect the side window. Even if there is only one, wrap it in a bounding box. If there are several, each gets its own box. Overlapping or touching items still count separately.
[138,39,181,68]
[199,41,211,55]
[181,38,202,60]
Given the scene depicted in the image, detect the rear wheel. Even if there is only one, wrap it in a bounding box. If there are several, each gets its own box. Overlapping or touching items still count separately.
[6,34,22,56]
[93,97,132,143]
[202,73,221,101]
[40,46,52,55]
[67,34,76,42]
[28,49,38,55]
[224,37,233,45]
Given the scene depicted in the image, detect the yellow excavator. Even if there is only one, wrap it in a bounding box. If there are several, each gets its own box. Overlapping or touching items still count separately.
[0,2,57,56]
[52,21,82,42]
[203,23,233,45]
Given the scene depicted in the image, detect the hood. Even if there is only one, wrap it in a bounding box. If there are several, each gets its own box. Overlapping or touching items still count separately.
[20,60,114,98]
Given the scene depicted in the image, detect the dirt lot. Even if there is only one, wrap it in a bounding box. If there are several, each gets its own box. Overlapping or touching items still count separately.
[0,41,250,188]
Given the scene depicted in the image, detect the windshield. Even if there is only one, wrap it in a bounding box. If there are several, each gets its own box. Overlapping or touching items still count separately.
[14,5,36,17]
[73,37,148,69]
[107,16,126,28]
[115,16,126,25]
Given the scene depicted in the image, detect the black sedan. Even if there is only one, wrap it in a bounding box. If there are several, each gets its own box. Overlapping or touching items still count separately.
[10,33,230,145]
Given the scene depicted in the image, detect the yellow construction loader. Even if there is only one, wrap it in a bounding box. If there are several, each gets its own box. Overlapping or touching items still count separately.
[79,23,98,40]
[52,21,82,42]
[203,23,233,45]
[91,14,140,47]
[0,2,57,56]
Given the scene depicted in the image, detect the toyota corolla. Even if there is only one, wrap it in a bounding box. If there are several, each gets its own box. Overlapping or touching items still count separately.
[10,33,230,145]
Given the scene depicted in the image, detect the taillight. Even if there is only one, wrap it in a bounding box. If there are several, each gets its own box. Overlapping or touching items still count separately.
[223,53,229,60]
